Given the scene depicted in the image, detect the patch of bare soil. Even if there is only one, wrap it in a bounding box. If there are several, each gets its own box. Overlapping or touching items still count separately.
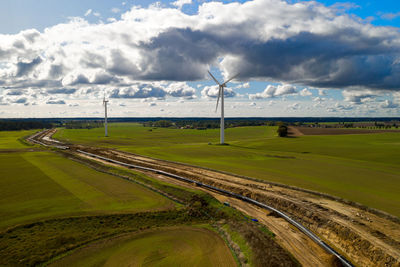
[294,126,400,135]
[287,126,304,137]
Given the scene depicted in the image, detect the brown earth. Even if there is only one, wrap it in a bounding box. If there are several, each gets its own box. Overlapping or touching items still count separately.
[290,126,400,136]
[31,130,400,267]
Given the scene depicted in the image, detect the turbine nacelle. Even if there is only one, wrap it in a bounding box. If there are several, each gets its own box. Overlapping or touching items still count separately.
[208,71,239,112]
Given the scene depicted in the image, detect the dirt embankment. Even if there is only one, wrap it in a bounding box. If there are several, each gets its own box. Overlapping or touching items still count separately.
[76,147,400,267]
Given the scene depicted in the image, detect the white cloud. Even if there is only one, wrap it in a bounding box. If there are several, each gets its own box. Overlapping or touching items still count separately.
[342,89,378,104]
[236,82,250,89]
[381,100,399,109]
[300,88,312,97]
[84,9,92,16]
[201,85,236,98]
[172,0,192,10]
[249,84,297,99]
[318,89,327,96]
[111,8,121,13]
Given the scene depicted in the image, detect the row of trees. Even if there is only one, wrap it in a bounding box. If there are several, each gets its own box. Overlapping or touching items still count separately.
[0,120,52,131]
[64,121,104,129]
[143,119,277,129]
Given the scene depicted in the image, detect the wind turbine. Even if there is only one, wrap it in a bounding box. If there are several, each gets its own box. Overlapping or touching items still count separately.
[103,94,109,137]
[208,71,239,144]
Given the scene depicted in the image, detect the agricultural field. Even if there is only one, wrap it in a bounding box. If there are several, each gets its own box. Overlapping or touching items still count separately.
[1,129,276,266]
[0,130,37,149]
[50,226,236,267]
[0,151,175,229]
[55,123,400,217]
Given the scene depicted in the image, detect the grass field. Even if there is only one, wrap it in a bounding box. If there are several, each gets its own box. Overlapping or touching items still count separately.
[50,226,237,267]
[0,151,175,229]
[55,123,400,217]
[0,130,37,149]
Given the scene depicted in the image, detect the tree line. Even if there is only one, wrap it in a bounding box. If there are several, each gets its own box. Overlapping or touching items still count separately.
[0,120,52,131]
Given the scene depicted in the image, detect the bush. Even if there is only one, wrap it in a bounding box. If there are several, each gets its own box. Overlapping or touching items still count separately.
[277,125,288,137]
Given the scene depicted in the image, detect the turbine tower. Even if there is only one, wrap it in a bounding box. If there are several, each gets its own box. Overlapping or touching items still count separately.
[208,71,238,144]
[103,94,109,137]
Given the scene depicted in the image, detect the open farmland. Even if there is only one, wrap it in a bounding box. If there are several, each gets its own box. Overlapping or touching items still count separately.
[50,226,237,267]
[55,123,400,217]
[0,151,175,229]
[0,130,37,149]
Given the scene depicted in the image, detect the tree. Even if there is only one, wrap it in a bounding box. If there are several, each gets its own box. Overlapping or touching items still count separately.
[277,125,288,137]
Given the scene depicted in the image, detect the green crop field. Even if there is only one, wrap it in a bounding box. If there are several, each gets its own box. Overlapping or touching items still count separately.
[0,130,37,149]
[0,151,175,229]
[50,226,237,267]
[55,123,400,217]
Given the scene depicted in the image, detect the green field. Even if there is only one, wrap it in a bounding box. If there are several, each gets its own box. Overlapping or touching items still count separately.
[55,123,400,217]
[50,226,237,267]
[0,130,37,149]
[0,151,175,229]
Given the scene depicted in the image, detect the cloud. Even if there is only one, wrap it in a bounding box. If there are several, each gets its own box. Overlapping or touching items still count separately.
[46,88,77,94]
[328,102,354,112]
[318,89,327,96]
[0,0,399,102]
[249,84,297,99]
[84,9,92,17]
[46,99,66,104]
[287,102,299,110]
[300,88,312,96]
[236,82,250,89]
[109,83,166,99]
[381,100,399,109]
[201,85,236,98]
[380,12,400,20]
[342,89,378,104]
[16,57,42,77]
[172,0,192,10]
[111,8,121,13]
[166,82,196,98]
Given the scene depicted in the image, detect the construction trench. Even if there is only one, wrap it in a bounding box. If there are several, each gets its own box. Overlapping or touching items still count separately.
[29,129,400,267]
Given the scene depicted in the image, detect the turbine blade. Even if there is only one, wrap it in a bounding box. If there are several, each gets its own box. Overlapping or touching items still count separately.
[208,71,221,86]
[215,86,222,112]
[222,73,240,86]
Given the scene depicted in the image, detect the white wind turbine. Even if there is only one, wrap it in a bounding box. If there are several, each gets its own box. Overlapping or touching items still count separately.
[103,94,109,137]
[208,71,239,144]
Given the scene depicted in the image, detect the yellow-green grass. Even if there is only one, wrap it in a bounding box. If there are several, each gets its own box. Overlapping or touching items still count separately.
[0,151,175,229]
[0,130,37,149]
[55,123,400,217]
[50,226,237,267]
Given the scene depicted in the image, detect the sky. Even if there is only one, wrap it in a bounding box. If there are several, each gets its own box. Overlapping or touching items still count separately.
[0,0,399,118]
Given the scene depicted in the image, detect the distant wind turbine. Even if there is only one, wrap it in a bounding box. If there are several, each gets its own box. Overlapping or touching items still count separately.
[208,71,239,144]
[103,94,109,137]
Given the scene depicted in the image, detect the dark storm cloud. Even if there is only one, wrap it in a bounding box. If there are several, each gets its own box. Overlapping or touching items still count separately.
[227,31,400,90]
[136,28,222,81]
[137,24,400,89]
